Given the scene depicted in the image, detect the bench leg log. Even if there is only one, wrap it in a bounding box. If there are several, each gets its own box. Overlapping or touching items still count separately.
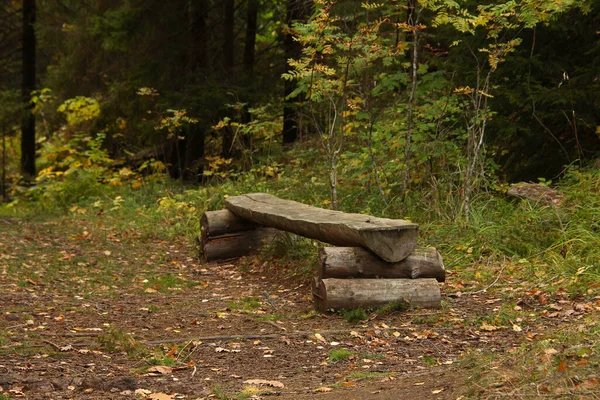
[312,278,441,311]
[201,209,259,238]
[319,247,445,282]
[200,228,281,262]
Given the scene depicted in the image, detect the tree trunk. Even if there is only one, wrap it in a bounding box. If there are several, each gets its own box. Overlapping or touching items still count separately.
[221,0,235,158]
[283,0,312,144]
[312,278,441,311]
[243,0,258,76]
[184,123,205,181]
[20,0,36,177]
[189,0,209,71]
[225,193,418,262]
[320,247,445,282]
[402,0,420,196]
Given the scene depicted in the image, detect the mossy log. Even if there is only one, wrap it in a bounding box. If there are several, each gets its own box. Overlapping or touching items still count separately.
[225,193,418,262]
[312,278,441,311]
[319,246,445,282]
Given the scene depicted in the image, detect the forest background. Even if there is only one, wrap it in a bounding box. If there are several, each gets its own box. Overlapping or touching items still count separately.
[1,1,600,398]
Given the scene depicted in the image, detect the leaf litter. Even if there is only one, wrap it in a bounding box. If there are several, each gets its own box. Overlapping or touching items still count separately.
[0,216,599,399]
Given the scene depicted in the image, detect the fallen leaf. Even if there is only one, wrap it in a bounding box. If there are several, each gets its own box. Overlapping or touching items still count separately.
[146,366,173,375]
[342,381,356,387]
[544,348,558,356]
[414,382,425,386]
[315,387,333,392]
[135,389,152,396]
[480,322,501,331]
[314,333,327,343]
[243,379,284,388]
[432,388,445,394]
[575,378,598,389]
[148,393,174,400]
[557,360,568,372]
[512,324,522,332]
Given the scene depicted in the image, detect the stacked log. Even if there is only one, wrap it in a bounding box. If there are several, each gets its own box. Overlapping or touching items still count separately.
[312,277,441,312]
[200,193,444,311]
[199,209,281,262]
[319,246,445,282]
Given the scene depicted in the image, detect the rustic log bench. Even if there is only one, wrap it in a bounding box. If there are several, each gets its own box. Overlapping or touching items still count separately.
[200,193,443,310]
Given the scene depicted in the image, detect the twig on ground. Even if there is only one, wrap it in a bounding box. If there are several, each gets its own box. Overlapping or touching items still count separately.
[466,260,508,295]
[262,290,278,311]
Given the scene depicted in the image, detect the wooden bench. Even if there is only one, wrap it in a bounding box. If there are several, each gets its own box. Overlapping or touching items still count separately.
[200,193,443,310]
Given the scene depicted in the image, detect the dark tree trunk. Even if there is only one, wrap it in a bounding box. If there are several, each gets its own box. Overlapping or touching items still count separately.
[243,0,258,76]
[190,0,209,71]
[283,0,312,144]
[221,0,235,158]
[21,0,36,177]
[184,123,205,181]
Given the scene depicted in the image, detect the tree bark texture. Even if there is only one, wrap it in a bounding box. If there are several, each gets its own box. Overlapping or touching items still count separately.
[283,0,312,144]
[319,246,445,282]
[189,0,209,71]
[21,0,36,177]
[225,193,418,262]
[312,278,441,311]
[201,209,259,238]
[200,228,281,262]
[243,0,258,75]
[221,0,235,158]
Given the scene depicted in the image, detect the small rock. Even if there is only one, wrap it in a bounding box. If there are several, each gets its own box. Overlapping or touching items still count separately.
[5,314,19,321]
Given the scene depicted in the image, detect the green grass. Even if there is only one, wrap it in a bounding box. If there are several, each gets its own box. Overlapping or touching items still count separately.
[338,308,368,323]
[227,297,262,312]
[95,328,145,356]
[328,348,353,362]
[147,355,177,366]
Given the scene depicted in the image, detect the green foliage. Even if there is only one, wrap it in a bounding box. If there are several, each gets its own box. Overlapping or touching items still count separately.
[57,96,100,126]
[328,348,353,362]
[259,233,320,280]
[339,308,368,323]
[147,355,176,367]
[96,328,144,356]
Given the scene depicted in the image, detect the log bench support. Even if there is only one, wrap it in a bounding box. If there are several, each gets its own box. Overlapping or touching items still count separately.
[312,278,441,311]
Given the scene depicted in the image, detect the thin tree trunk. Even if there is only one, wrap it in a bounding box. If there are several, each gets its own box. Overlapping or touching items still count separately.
[221,0,235,158]
[2,124,6,200]
[402,0,420,197]
[283,0,312,144]
[243,0,258,76]
[21,0,36,177]
[189,0,208,71]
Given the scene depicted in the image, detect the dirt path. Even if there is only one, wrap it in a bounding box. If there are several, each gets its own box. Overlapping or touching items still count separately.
[1,216,596,399]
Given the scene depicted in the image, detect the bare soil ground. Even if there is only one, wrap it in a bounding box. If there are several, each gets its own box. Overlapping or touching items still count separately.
[1,216,598,400]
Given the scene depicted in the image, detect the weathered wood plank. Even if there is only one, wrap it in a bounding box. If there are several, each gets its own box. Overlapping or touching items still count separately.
[225,193,418,262]
[320,246,445,282]
[312,278,441,311]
